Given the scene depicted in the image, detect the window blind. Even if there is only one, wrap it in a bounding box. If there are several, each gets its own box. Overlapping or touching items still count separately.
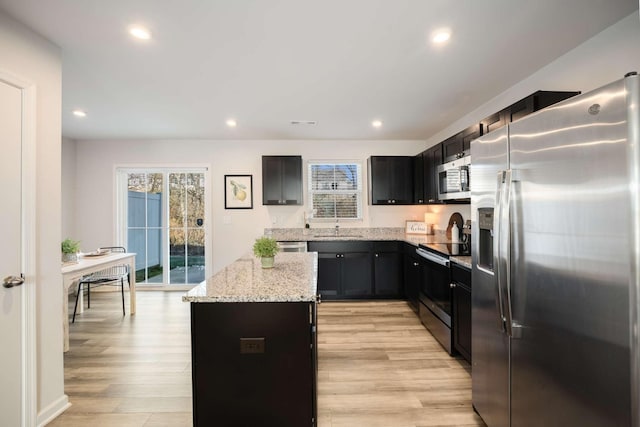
[308,162,362,220]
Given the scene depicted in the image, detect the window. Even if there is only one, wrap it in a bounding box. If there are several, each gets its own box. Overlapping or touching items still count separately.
[308,162,362,220]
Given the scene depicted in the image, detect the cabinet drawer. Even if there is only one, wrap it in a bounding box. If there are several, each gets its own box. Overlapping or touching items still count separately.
[451,263,471,288]
[308,241,371,253]
[373,241,400,252]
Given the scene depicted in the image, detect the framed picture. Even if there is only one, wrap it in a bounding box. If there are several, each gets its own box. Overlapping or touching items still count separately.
[225,175,253,209]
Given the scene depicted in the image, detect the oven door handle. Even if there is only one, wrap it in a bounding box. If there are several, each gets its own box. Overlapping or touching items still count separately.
[416,248,450,267]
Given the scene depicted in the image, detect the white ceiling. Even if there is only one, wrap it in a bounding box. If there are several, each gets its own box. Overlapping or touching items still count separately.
[0,0,637,140]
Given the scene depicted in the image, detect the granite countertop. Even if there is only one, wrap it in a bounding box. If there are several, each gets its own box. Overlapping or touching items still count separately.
[268,227,473,269]
[183,252,318,303]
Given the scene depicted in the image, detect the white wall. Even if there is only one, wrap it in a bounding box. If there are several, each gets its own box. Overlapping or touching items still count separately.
[61,137,77,240]
[74,139,435,272]
[425,12,640,149]
[0,9,66,425]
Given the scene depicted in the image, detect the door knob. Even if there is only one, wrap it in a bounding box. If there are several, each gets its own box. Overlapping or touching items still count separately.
[3,274,24,288]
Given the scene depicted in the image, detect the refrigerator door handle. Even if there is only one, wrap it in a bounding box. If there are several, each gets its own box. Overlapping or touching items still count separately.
[494,170,507,333]
[501,169,514,338]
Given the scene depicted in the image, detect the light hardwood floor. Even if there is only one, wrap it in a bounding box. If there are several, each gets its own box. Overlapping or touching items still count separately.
[53,292,485,427]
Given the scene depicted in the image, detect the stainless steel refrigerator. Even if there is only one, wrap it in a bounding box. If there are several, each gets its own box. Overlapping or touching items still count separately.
[471,72,640,427]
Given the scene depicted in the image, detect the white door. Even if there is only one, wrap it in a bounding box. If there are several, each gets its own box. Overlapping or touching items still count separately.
[0,79,26,425]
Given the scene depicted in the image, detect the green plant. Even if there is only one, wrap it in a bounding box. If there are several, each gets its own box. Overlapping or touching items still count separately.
[252,236,279,258]
[61,238,80,254]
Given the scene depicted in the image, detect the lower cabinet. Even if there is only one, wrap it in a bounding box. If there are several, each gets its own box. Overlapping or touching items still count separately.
[190,302,316,426]
[373,241,402,297]
[402,243,421,311]
[309,241,402,300]
[309,241,373,299]
[451,262,472,363]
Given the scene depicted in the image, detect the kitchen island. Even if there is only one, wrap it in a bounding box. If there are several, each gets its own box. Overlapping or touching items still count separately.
[183,252,318,427]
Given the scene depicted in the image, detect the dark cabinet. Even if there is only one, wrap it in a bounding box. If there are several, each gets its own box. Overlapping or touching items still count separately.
[481,111,507,134]
[424,144,442,203]
[413,152,425,204]
[373,241,402,297]
[368,156,414,205]
[190,302,316,426]
[480,91,580,134]
[414,148,439,204]
[262,155,303,205]
[308,241,372,300]
[451,263,472,363]
[442,124,481,163]
[507,91,579,123]
[402,243,421,312]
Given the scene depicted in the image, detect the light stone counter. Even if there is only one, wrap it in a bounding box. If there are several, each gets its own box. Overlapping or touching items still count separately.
[451,256,472,269]
[267,227,449,247]
[183,252,317,303]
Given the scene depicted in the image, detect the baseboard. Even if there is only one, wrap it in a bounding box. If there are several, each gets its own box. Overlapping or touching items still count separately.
[37,394,71,427]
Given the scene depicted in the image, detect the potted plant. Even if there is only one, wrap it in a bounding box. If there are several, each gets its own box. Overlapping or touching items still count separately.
[61,238,81,264]
[252,236,280,269]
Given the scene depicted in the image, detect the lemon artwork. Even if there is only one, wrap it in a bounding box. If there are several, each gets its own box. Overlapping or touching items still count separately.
[230,180,247,201]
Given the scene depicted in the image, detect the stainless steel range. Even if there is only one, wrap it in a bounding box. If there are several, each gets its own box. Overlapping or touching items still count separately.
[415,243,469,354]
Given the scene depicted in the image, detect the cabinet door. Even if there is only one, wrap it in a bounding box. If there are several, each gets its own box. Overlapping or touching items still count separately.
[413,152,426,204]
[281,156,302,204]
[341,252,372,297]
[374,251,402,296]
[461,124,482,154]
[453,284,472,362]
[403,252,421,311]
[389,157,414,204]
[442,134,464,163]
[262,156,284,205]
[481,111,507,134]
[369,156,392,204]
[316,252,341,299]
[425,144,442,203]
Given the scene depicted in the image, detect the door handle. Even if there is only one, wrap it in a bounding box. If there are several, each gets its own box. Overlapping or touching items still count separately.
[3,274,25,288]
[494,171,507,332]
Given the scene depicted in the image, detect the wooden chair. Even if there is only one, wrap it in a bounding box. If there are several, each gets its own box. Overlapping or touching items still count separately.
[72,246,130,322]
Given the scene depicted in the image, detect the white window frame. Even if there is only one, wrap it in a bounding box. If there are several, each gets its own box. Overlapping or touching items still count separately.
[307,160,363,222]
[115,165,211,286]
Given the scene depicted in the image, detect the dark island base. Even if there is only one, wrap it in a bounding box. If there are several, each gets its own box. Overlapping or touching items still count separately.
[190,302,317,427]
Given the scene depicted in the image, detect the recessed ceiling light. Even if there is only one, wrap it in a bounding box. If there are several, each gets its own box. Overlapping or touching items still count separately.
[372,120,383,128]
[73,110,87,118]
[129,26,151,40]
[226,119,237,128]
[432,29,451,44]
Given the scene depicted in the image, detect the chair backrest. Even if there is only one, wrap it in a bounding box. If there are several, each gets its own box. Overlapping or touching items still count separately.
[87,246,128,280]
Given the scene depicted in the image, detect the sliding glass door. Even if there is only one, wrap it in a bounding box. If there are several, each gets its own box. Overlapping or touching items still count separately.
[117,168,209,285]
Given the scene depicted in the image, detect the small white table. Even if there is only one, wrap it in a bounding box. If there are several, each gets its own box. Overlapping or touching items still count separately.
[62,252,136,352]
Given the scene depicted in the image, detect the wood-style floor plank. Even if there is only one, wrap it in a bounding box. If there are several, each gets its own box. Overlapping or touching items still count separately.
[52,292,484,427]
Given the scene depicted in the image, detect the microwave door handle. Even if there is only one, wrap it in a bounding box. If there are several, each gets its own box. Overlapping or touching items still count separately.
[494,171,506,333]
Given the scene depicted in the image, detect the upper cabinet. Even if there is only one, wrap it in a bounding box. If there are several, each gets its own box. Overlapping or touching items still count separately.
[368,156,413,205]
[442,124,481,163]
[481,91,581,134]
[424,144,443,204]
[414,144,443,204]
[262,155,303,205]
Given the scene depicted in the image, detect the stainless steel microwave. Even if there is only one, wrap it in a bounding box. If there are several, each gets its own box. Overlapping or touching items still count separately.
[437,155,470,200]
